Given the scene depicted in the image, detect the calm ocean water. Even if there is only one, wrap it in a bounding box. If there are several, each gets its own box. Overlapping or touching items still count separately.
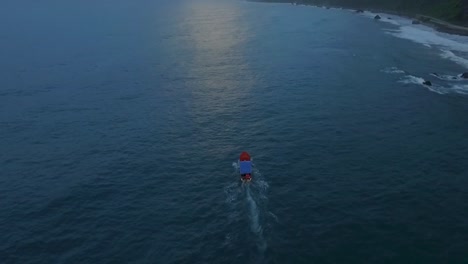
[1,0,468,263]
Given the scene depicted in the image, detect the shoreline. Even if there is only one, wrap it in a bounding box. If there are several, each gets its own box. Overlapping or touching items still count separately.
[252,0,468,37]
[415,15,468,36]
[358,8,468,37]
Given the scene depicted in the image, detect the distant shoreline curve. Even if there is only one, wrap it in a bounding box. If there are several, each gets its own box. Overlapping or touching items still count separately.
[251,0,468,37]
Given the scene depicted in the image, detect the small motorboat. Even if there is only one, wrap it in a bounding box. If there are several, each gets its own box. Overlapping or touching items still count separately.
[239,151,252,182]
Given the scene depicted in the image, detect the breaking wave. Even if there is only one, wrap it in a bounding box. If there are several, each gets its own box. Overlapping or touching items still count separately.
[361,11,468,69]
[430,72,468,81]
[450,84,468,95]
[399,75,448,94]
[362,12,468,96]
[399,75,426,86]
[382,66,405,74]
[440,50,468,69]
[399,75,468,95]
[387,25,468,69]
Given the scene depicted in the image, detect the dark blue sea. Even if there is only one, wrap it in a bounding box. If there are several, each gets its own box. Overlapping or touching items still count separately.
[1,0,468,263]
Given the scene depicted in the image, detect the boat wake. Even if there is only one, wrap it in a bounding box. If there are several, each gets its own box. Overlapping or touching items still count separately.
[245,184,267,252]
[224,161,277,258]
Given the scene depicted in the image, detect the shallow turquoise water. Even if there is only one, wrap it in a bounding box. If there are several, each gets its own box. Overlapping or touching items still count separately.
[1,0,468,263]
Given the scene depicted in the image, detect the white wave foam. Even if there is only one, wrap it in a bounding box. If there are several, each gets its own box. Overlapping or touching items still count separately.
[440,50,468,69]
[381,17,401,26]
[425,86,449,95]
[361,11,403,26]
[451,84,468,95]
[232,161,239,170]
[360,10,468,68]
[399,75,447,94]
[388,26,468,52]
[398,75,468,95]
[430,72,467,81]
[386,25,468,69]
[399,75,426,85]
[360,11,376,18]
[382,66,405,74]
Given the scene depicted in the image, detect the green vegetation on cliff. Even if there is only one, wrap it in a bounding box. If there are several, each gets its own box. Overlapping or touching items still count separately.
[261,0,466,24]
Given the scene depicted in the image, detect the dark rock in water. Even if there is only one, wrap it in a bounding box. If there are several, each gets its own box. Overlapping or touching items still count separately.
[412,20,421,25]
[432,73,439,76]
[453,76,458,80]
[374,15,381,20]
[462,72,468,79]
[423,80,432,86]
[388,17,392,19]
[355,9,364,13]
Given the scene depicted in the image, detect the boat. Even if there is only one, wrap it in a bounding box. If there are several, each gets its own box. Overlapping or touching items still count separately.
[239,151,252,182]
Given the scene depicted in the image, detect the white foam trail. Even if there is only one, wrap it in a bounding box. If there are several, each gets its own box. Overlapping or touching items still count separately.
[224,182,241,204]
[246,185,267,253]
[382,66,405,74]
[223,233,234,247]
[268,212,279,223]
[246,187,262,234]
[225,161,274,255]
